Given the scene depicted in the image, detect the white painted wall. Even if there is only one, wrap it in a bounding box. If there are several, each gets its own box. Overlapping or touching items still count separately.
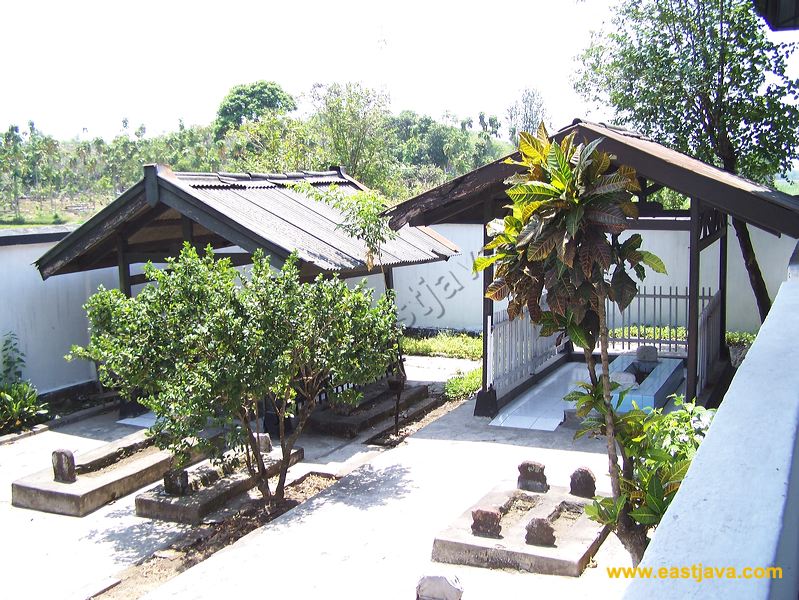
[392,224,797,334]
[3,223,794,393]
[0,242,117,393]
[392,224,485,331]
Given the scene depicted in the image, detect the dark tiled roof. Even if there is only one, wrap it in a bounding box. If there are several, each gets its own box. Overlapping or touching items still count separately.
[36,166,459,280]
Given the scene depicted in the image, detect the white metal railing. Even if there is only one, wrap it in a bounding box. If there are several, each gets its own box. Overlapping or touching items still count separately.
[697,289,722,394]
[490,306,566,400]
[605,286,714,355]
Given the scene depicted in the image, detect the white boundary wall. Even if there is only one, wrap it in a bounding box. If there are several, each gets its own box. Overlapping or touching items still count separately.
[2,223,796,392]
[0,241,117,393]
[392,224,798,334]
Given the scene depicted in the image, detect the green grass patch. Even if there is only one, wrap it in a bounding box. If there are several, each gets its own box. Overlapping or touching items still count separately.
[443,367,482,401]
[607,325,757,348]
[402,331,482,360]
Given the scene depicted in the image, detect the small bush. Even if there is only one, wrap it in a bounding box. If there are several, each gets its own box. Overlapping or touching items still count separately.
[0,332,47,434]
[443,368,482,401]
[725,330,757,347]
[608,325,757,349]
[402,331,482,360]
[0,381,48,434]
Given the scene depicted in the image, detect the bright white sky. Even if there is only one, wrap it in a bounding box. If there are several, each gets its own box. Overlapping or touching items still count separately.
[0,0,620,141]
[2,1,797,142]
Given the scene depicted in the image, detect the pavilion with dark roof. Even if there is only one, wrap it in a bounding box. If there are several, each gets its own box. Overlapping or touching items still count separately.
[385,119,799,416]
[36,164,459,294]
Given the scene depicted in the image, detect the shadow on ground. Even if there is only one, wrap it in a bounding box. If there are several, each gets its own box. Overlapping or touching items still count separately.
[82,508,188,563]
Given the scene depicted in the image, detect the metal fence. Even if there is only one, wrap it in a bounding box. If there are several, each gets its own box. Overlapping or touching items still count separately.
[489,306,567,400]
[605,286,714,355]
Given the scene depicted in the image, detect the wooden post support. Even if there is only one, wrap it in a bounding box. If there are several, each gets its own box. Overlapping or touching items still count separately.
[686,198,701,399]
[719,213,729,358]
[116,234,131,297]
[383,267,394,292]
[474,197,498,417]
[181,215,194,245]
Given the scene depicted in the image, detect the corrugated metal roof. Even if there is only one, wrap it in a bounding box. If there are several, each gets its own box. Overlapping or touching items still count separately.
[172,170,458,272]
[35,166,459,280]
[385,119,799,237]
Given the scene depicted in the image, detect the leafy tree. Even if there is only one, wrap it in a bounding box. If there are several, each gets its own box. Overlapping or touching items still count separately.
[475,124,666,563]
[214,81,297,140]
[506,87,548,144]
[575,0,799,322]
[226,112,323,174]
[310,82,401,195]
[70,245,399,501]
[244,255,400,497]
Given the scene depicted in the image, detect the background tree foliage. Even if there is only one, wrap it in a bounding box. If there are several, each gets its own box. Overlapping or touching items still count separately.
[575,0,799,321]
[0,81,515,223]
[213,80,297,140]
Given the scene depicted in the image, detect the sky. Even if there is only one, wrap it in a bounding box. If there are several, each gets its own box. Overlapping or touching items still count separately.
[0,0,619,141]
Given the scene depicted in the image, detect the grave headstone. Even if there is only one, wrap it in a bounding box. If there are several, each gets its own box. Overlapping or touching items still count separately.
[517,461,549,493]
[570,467,596,498]
[470,508,502,538]
[164,469,190,496]
[416,574,463,600]
[525,517,556,546]
[52,449,76,483]
[636,345,659,362]
[256,432,272,453]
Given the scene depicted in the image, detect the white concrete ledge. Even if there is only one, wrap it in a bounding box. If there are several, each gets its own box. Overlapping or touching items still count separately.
[625,271,799,599]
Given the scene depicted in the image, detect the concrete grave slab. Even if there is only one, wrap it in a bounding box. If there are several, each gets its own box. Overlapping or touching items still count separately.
[11,429,207,517]
[432,483,609,577]
[135,447,304,525]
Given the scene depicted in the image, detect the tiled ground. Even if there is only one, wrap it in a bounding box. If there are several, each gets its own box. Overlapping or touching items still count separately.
[490,362,593,431]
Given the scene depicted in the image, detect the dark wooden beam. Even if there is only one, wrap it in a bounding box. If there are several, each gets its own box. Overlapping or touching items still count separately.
[719,214,728,358]
[116,234,131,297]
[182,215,194,245]
[698,222,726,251]
[383,267,394,291]
[474,198,498,417]
[686,198,701,399]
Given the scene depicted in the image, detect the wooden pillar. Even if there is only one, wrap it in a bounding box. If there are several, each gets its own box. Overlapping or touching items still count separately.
[181,215,194,245]
[383,266,394,292]
[718,214,728,358]
[116,233,131,297]
[474,197,498,417]
[686,198,701,399]
[481,199,494,393]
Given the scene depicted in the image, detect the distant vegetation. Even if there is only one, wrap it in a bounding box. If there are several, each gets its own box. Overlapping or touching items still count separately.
[0,81,537,226]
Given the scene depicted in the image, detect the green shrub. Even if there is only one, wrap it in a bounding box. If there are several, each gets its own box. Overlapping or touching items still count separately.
[726,330,757,347]
[0,381,48,434]
[0,332,47,434]
[402,331,482,360]
[443,368,482,401]
[607,325,757,349]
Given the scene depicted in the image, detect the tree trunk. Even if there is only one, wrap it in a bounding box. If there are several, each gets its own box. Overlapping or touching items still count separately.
[598,295,649,565]
[239,408,271,500]
[583,348,598,386]
[719,155,772,323]
[595,296,621,499]
[731,217,771,322]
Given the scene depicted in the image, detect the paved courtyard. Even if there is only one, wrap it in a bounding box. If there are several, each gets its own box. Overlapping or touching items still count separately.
[1,356,633,599]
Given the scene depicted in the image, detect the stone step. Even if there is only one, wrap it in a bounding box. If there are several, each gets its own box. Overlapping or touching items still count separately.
[307,384,429,438]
